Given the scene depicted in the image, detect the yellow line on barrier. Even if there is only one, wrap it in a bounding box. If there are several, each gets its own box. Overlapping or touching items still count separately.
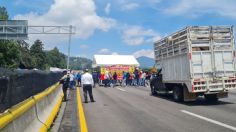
[0,112,13,129]
[0,97,36,129]
[40,94,64,132]
[0,82,60,130]
[77,87,88,132]
[34,83,60,102]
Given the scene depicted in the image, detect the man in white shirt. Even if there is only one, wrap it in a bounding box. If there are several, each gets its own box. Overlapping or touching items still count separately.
[81,69,95,103]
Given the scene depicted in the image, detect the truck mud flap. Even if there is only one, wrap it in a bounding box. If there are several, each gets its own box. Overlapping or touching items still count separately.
[183,87,198,101]
[217,92,228,98]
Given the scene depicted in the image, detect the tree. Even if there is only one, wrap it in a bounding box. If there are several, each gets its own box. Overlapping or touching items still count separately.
[0,6,9,20]
[17,40,35,69]
[46,47,66,69]
[30,40,46,69]
[0,40,20,68]
[0,7,20,68]
[69,57,92,70]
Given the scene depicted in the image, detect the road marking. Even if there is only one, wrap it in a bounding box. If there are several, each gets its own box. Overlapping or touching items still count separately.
[181,110,236,131]
[77,87,88,132]
[117,88,126,92]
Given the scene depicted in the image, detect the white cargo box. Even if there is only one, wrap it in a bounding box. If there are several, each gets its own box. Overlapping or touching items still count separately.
[154,26,236,93]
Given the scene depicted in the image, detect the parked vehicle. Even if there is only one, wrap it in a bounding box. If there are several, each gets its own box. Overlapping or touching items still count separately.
[152,26,236,102]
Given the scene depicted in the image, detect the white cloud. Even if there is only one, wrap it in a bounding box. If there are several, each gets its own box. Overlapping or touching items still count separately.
[165,0,236,18]
[105,3,111,15]
[133,49,154,59]
[111,52,119,55]
[121,3,139,11]
[98,48,110,54]
[98,49,120,55]
[122,26,161,45]
[79,44,88,49]
[13,0,116,49]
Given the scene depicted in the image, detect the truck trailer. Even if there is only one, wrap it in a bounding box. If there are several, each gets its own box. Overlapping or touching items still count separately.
[152,25,236,101]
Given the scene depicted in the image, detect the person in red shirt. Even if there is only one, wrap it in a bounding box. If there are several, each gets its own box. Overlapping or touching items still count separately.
[100,74,105,86]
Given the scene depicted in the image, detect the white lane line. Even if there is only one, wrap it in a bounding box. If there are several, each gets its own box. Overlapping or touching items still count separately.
[117,88,126,92]
[181,110,236,131]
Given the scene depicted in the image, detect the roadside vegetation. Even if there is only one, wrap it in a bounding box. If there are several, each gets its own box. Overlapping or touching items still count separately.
[0,6,92,70]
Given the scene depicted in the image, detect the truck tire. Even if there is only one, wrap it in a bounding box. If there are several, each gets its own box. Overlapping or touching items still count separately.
[205,94,218,102]
[173,86,183,102]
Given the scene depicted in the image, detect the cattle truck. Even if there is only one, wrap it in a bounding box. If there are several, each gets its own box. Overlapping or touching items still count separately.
[152,26,236,102]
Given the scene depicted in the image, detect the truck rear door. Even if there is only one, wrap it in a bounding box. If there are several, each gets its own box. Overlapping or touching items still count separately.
[212,26,235,77]
[213,50,235,77]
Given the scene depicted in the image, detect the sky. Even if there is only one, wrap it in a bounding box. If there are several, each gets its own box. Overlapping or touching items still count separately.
[1,0,236,59]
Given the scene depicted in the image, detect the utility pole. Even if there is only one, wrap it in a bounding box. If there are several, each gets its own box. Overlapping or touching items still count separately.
[67,25,72,72]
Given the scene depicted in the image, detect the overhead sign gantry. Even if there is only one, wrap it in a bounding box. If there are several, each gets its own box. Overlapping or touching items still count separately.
[0,20,76,70]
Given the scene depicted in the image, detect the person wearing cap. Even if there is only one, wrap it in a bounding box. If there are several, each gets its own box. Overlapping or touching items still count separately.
[81,69,95,103]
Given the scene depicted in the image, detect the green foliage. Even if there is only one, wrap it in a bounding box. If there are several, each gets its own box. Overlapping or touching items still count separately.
[0,38,92,70]
[69,57,92,70]
[17,40,35,69]
[0,40,20,68]
[0,6,70,70]
[30,40,47,69]
[46,47,66,69]
[0,39,70,70]
[0,6,8,20]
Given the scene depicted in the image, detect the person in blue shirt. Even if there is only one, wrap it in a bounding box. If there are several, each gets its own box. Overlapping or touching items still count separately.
[76,72,81,87]
[92,71,98,88]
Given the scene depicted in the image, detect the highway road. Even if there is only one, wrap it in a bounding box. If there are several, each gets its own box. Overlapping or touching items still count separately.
[80,85,236,132]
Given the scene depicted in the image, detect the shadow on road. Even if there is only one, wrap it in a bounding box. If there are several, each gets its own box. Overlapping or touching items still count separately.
[151,94,234,106]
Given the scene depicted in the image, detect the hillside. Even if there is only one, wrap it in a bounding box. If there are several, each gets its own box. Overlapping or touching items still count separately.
[69,57,92,70]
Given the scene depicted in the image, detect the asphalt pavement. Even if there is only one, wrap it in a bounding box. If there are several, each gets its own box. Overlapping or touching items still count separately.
[81,85,236,132]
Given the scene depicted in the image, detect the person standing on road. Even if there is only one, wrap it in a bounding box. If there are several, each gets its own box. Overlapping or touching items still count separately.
[139,71,143,86]
[134,68,139,86]
[141,71,147,86]
[122,71,127,87]
[69,72,75,89]
[131,72,135,86]
[92,71,98,88]
[126,72,130,86]
[81,69,95,103]
[113,72,117,87]
[108,72,113,87]
[60,75,70,101]
[76,72,81,87]
[104,70,109,87]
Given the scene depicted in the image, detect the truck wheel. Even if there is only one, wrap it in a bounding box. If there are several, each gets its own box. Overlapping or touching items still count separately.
[173,86,183,102]
[205,94,218,102]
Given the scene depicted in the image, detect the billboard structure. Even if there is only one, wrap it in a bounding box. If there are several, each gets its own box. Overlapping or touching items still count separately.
[0,20,28,40]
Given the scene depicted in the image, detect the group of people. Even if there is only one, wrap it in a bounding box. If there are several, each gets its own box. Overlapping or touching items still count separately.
[59,68,152,103]
[98,69,151,87]
[122,70,151,87]
[60,69,95,103]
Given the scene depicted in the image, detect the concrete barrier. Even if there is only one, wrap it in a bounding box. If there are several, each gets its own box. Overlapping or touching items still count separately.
[0,82,63,132]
